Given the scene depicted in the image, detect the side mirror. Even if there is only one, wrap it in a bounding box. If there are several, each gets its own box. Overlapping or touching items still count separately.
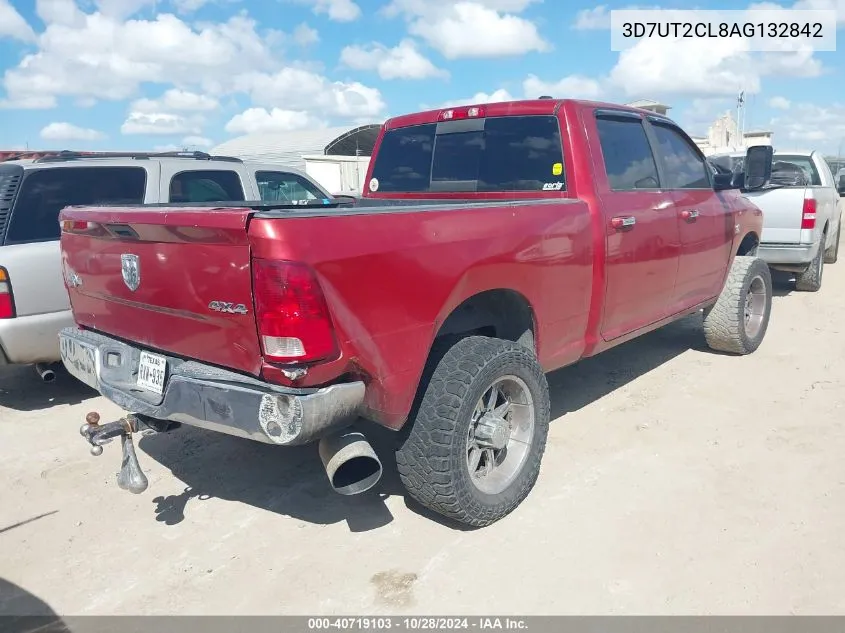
[332,194,358,206]
[743,145,773,190]
[838,174,845,196]
[713,172,735,191]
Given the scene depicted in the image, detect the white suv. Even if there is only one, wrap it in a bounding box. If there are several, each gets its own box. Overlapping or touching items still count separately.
[0,150,337,379]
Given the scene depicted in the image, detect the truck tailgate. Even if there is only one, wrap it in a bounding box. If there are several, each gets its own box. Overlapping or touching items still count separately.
[60,206,263,376]
[742,187,807,243]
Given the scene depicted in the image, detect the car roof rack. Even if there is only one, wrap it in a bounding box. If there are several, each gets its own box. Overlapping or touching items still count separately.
[33,150,243,163]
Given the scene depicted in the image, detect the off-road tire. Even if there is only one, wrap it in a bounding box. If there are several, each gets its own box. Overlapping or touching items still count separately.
[795,235,825,292]
[824,223,840,264]
[703,255,772,355]
[395,336,550,528]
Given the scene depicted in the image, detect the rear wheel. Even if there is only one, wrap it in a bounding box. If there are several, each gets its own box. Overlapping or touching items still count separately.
[395,336,550,527]
[824,223,840,264]
[795,236,825,292]
[703,255,772,355]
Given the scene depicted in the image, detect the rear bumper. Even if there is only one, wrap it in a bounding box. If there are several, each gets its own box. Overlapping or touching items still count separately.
[58,326,365,446]
[757,241,819,267]
[0,310,73,365]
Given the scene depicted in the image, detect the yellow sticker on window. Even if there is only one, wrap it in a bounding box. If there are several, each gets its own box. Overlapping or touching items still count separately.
[552,162,563,176]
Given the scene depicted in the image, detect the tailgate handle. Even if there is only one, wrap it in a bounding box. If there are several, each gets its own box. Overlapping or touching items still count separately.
[611,216,636,230]
[681,209,700,221]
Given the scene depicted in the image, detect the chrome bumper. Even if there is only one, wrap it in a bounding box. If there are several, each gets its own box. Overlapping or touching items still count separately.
[757,241,819,267]
[58,327,365,446]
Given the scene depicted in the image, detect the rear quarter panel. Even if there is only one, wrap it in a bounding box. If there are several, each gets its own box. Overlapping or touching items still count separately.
[249,200,593,427]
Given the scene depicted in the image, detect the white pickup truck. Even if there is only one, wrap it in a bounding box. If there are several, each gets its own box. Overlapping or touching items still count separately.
[710,150,843,291]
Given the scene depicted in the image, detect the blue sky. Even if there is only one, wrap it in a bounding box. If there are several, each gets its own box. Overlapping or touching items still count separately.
[0,0,844,154]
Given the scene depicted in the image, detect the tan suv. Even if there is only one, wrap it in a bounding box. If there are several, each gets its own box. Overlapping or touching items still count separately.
[0,150,336,381]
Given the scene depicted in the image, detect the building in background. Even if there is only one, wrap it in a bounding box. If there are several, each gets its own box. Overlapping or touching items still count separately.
[625,99,671,115]
[210,124,382,196]
[690,110,772,155]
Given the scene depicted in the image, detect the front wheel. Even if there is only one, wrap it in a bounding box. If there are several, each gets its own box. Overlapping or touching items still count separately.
[395,336,550,527]
[703,255,772,355]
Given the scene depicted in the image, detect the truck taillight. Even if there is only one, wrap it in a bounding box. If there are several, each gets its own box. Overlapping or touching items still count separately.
[0,267,15,319]
[438,106,486,121]
[61,220,101,234]
[802,198,817,229]
[252,259,338,364]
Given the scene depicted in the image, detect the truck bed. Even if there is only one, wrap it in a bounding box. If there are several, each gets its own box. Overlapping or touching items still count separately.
[60,197,593,425]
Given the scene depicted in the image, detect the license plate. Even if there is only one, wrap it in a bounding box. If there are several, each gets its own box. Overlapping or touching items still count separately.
[60,336,98,390]
[137,351,167,395]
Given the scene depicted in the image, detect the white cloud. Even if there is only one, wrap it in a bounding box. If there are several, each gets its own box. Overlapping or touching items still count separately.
[292,22,319,46]
[121,112,202,135]
[385,1,548,59]
[340,39,447,80]
[40,122,107,141]
[153,144,181,151]
[770,96,791,109]
[522,74,603,100]
[224,108,326,135]
[410,3,549,58]
[93,0,212,18]
[572,4,662,29]
[1,4,385,128]
[2,11,279,108]
[236,68,385,117]
[307,0,361,21]
[131,89,220,113]
[439,88,515,108]
[769,102,845,151]
[181,135,213,147]
[610,36,761,97]
[384,0,539,15]
[0,0,37,42]
[94,0,156,19]
[573,5,610,29]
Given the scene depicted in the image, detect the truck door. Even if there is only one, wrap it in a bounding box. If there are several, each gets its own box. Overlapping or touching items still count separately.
[647,118,733,309]
[591,110,681,340]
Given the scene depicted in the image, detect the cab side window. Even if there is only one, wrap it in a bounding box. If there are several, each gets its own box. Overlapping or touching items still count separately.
[650,122,711,189]
[595,115,660,191]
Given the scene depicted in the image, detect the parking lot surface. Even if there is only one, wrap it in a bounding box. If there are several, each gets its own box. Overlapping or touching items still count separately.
[2,269,844,615]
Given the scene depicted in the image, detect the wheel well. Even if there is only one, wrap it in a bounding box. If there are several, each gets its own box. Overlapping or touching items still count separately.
[434,289,536,351]
[737,232,760,256]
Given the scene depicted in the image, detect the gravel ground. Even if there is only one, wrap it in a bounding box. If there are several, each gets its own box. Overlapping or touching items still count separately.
[1,267,844,616]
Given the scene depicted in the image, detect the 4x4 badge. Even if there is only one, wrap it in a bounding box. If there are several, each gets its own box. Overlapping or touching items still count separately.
[121,254,140,292]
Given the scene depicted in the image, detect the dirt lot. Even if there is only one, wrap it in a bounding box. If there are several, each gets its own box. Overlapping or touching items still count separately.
[2,267,845,616]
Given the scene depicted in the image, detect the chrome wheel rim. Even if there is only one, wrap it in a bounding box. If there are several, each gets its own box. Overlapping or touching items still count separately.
[466,375,535,495]
[744,274,767,339]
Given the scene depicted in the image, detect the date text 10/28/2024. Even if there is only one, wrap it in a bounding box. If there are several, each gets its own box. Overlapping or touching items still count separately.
[307,618,528,631]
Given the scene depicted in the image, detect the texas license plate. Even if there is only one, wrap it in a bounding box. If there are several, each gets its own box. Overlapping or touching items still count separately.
[137,351,167,395]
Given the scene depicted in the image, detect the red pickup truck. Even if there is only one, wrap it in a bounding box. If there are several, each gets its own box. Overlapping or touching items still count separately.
[58,99,773,527]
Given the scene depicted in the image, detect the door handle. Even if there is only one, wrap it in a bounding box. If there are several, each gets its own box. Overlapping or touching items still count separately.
[611,216,636,230]
[681,209,700,221]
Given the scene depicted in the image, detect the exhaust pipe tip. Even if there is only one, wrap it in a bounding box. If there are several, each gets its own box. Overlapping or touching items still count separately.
[318,430,383,496]
[35,363,56,383]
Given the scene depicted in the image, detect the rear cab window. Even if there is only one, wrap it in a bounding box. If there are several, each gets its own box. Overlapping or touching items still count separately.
[369,115,566,194]
[169,170,245,202]
[4,166,147,245]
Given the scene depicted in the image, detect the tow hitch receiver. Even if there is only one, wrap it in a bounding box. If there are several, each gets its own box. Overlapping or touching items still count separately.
[79,412,176,495]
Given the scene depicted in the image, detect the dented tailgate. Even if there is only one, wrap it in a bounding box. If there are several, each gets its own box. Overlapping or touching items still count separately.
[59,205,263,376]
